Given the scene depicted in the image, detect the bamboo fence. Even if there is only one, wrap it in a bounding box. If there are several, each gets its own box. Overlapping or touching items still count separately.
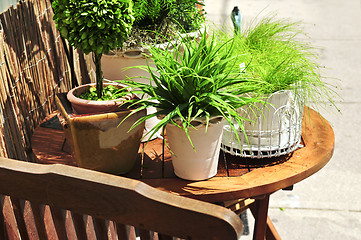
[0,0,93,161]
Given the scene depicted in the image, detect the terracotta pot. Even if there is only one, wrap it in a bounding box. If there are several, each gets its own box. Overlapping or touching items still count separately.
[166,116,224,181]
[56,93,145,175]
[67,83,134,114]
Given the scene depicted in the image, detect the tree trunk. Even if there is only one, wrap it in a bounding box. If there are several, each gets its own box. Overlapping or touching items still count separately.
[93,52,103,99]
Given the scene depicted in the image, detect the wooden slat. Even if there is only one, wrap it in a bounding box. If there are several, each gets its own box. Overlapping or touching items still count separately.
[49,206,68,240]
[29,203,47,240]
[1,196,21,240]
[115,223,137,240]
[0,197,8,240]
[224,198,255,215]
[9,198,29,240]
[92,217,108,240]
[70,212,88,240]
[107,221,117,240]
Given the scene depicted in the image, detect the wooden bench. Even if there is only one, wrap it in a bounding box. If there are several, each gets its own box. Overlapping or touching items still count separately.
[0,157,243,239]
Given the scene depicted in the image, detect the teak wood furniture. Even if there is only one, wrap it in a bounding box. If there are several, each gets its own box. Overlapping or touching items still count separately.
[0,1,334,239]
[0,157,243,240]
[31,94,335,240]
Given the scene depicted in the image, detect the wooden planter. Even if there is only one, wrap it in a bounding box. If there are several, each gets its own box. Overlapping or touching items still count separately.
[55,93,145,174]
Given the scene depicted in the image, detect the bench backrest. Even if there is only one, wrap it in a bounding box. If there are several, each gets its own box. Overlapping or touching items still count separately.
[0,157,243,239]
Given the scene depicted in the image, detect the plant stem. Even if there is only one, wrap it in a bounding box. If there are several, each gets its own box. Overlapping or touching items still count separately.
[93,52,103,99]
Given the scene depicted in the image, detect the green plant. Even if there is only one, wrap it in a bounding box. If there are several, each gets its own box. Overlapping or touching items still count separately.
[120,30,260,147]
[79,85,129,101]
[120,0,204,51]
[133,0,204,31]
[52,0,134,98]
[225,15,339,111]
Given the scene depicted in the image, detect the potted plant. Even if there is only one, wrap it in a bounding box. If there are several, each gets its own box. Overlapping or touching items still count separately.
[52,0,146,174]
[220,15,339,158]
[101,0,205,140]
[120,30,260,181]
[101,0,205,81]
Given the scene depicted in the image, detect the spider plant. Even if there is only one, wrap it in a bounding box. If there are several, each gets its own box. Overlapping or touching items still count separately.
[120,29,260,148]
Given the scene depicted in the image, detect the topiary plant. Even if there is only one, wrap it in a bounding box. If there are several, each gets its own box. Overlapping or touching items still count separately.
[52,0,134,98]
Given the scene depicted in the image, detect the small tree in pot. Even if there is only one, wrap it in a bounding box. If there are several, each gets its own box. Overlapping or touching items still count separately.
[52,0,134,99]
[52,0,146,175]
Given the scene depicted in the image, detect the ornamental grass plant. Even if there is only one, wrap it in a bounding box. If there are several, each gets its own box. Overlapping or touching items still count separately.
[120,29,260,147]
[224,15,339,111]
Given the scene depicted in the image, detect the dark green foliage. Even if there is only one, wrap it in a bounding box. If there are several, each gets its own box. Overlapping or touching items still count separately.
[52,0,134,98]
[52,0,134,55]
[132,0,204,32]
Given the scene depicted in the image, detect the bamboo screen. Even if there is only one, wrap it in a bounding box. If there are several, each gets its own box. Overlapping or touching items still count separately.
[0,0,93,161]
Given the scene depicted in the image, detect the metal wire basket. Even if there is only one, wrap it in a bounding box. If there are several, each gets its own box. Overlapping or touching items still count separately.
[221,90,304,158]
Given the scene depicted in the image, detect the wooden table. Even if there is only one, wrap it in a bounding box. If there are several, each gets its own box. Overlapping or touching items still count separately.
[32,107,335,240]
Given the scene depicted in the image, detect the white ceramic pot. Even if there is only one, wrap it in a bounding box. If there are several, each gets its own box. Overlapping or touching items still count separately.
[222,90,304,157]
[101,51,156,82]
[166,116,224,181]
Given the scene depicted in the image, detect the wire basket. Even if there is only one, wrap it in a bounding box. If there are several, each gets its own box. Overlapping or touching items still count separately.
[221,90,304,158]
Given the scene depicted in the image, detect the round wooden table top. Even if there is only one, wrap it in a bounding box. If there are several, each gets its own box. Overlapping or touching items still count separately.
[32,107,335,203]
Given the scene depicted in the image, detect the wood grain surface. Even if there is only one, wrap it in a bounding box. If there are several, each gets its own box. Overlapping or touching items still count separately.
[0,157,243,239]
[32,107,335,203]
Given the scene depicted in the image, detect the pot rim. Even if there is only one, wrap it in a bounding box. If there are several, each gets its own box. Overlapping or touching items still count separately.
[67,82,135,106]
[66,82,138,114]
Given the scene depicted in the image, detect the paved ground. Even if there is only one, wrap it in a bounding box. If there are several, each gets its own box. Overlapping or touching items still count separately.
[204,1,361,239]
